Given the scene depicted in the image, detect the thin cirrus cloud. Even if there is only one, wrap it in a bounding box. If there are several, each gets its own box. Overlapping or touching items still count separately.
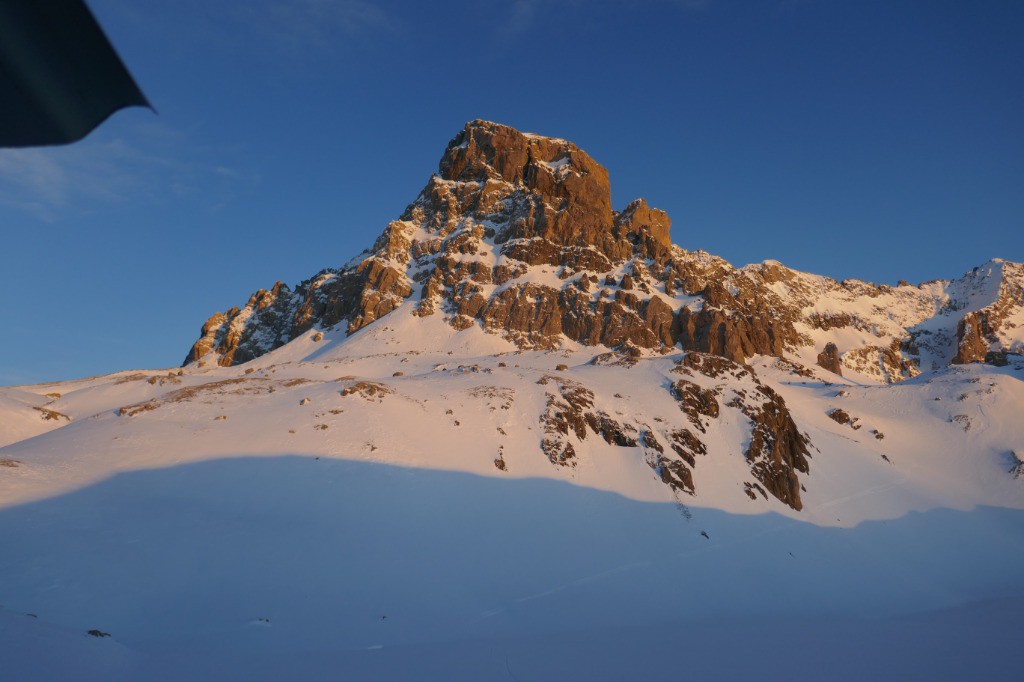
[92,1,395,65]
[498,1,539,39]
[0,141,144,221]
[0,122,253,222]
[494,0,712,40]
[228,0,393,53]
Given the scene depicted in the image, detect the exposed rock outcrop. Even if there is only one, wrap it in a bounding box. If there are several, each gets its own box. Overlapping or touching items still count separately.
[816,342,842,375]
[739,381,810,511]
[536,374,640,468]
[672,352,811,510]
[526,352,810,510]
[953,312,991,364]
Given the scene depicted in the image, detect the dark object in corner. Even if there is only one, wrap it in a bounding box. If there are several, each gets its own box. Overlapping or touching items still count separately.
[0,0,151,147]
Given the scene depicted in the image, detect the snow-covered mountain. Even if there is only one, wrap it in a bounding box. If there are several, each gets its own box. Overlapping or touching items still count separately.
[2,121,1022,680]
[173,119,1024,511]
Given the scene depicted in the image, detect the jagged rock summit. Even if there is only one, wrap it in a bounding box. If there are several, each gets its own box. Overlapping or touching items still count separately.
[186,120,1024,382]
[186,119,682,366]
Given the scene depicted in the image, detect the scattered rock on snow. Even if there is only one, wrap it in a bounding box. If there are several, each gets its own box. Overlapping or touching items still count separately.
[1009,451,1024,479]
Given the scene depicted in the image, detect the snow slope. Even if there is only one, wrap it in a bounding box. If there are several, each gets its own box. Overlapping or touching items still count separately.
[1,304,1023,679]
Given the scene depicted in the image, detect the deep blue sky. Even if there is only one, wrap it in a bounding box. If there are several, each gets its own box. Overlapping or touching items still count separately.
[2,0,1022,384]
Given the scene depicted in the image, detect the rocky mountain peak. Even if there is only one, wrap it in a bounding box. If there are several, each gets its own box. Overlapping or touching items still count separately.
[439,120,600,190]
[185,121,1024,384]
[427,119,669,258]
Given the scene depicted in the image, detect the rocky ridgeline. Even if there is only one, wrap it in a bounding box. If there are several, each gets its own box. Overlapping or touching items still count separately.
[185,120,799,368]
[186,120,1023,380]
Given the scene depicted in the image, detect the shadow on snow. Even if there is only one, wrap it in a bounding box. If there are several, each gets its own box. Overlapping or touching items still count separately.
[1,455,1022,681]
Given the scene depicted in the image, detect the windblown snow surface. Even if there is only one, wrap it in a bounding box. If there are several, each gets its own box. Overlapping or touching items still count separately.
[1,305,1023,680]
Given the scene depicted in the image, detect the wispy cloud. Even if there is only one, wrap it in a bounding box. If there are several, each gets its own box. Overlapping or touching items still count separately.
[492,0,712,42]
[94,1,394,64]
[775,0,820,12]
[0,120,255,222]
[0,141,140,220]
[498,1,540,40]
[231,0,393,53]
